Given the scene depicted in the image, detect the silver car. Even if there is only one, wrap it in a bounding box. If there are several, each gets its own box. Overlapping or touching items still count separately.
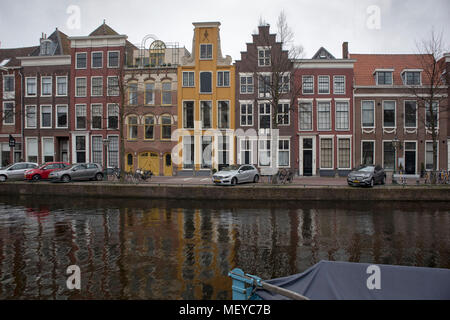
[347,165,386,187]
[213,164,260,186]
[0,162,38,182]
[49,163,103,183]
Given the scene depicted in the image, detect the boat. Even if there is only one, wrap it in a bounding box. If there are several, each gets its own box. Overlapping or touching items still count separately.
[228,260,450,300]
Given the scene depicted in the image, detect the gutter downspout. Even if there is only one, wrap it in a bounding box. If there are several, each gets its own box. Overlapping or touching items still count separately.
[19,67,24,161]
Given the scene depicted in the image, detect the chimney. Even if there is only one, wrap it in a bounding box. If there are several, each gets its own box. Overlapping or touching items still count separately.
[342,42,348,59]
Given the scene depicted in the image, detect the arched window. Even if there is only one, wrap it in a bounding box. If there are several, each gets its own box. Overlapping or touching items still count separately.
[149,40,166,67]
[127,115,138,140]
[144,114,155,140]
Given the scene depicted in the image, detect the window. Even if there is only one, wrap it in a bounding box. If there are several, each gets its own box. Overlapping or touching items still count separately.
[162,82,172,105]
[92,136,103,165]
[240,138,252,165]
[41,77,52,96]
[240,103,253,126]
[41,138,54,163]
[26,138,38,163]
[299,102,312,130]
[183,136,194,169]
[3,75,14,92]
[338,138,351,169]
[128,83,138,105]
[56,105,68,128]
[218,136,230,166]
[258,48,271,66]
[161,115,172,140]
[335,102,349,130]
[200,72,212,93]
[200,101,212,129]
[320,138,333,169]
[92,52,103,68]
[144,82,154,105]
[217,71,230,87]
[258,74,271,98]
[383,141,395,170]
[108,136,119,168]
[91,104,103,129]
[259,140,271,166]
[75,136,86,163]
[362,101,375,128]
[75,78,87,97]
[25,105,37,128]
[75,104,86,129]
[383,101,396,128]
[240,75,253,94]
[377,71,393,85]
[3,102,14,125]
[107,77,119,96]
[91,77,103,96]
[259,103,271,129]
[26,78,37,96]
[362,141,375,165]
[218,101,230,129]
[404,101,417,128]
[318,76,330,94]
[200,44,213,59]
[279,74,290,93]
[182,72,194,87]
[108,51,119,68]
[333,76,345,94]
[302,76,314,94]
[403,71,421,85]
[278,140,290,167]
[317,102,331,130]
[56,77,67,96]
[277,103,289,125]
[128,116,138,140]
[425,102,439,129]
[107,104,119,129]
[425,141,437,170]
[183,101,194,129]
[201,136,212,169]
[144,115,154,140]
[76,53,87,69]
[40,105,52,128]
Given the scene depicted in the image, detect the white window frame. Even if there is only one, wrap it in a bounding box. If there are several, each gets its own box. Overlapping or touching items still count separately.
[425,101,439,130]
[107,103,119,130]
[258,72,272,98]
[277,138,290,168]
[361,140,376,166]
[333,75,346,94]
[402,70,422,86]
[277,100,290,126]
[107,51,120,68]
[239,101,253,127]
[91,76,103,97]
[182,71,195,87]
[75,104,87,130]
[91,135,104,166]
[75,52,87,69]
[199,44,213,60]
[75,77,87,97]
[258,102,272,130]
[2,101,15,125]
[91,104,103,130]
[56,76,68,97]
[302,75,314,94]
[318,75,330,94]
[56,104,68,129]
[239,73,254,94]
[257,46,271,67]
[182,100,195,129]
[41,137,55,164]
[425,140,439,171]
[25,77,37,97]
[404,100,418,129]
[217,71,230,87]
[238,137,253,165]
[40,105,52,129]
[382,100,396,129]
[25,105,37,129]
[382,140,396,171]
[40,76,52,97]
[107,76,119,97]
[337,136,352,170]
[258,139,271,167]
[91,51,103,69]
[25,137,39,163]
[335,99,350,131]
[298,99,313,131]
[2,75,14,93]
[361,100,375,129]
[317,100,332,131]
[319,135,334,170]
[200,100,213,129]
[199,71,213,94]
[107,135,119,169]
[217,100,230,129]
[376,70,394,86]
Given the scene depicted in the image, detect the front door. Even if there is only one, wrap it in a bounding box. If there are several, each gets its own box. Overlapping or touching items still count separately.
[60,139,69,163]
[404,142,416,174]
[302,138,313,176]
[163,153,172,176]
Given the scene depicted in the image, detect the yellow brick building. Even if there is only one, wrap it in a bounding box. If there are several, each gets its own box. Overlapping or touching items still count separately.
[176,22,235,175]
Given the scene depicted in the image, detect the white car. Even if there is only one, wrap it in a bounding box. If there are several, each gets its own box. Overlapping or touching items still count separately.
[213,164,260,185]
[0,162,38,182]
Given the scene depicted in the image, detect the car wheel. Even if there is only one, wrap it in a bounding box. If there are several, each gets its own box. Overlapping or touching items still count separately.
[95,173,103,181]
[61,175,71,183]
[32,174,41,181]
[253,175,259,183]
[0,175,6,182]
[231,177,237,186]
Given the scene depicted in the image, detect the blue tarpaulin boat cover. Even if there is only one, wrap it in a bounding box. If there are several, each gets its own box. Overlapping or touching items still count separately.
[256,260,450,300]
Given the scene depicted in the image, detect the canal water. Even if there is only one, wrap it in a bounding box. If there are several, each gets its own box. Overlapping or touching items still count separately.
[0,195,448,300]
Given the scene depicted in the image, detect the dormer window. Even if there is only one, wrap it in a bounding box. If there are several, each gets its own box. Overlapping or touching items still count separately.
[376,70,393,85]
[200,44,213,60]
[40,39,52,56]
[402,70,421,85]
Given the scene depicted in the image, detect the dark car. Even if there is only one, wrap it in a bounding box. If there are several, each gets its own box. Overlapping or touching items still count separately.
[49,163,103,183]
[24,162,70,181]
[347,165,386,187]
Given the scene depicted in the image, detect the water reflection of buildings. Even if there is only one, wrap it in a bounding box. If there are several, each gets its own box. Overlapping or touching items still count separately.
[0,201,449,299]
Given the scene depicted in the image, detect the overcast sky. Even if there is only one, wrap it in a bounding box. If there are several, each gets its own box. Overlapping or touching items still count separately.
[1,0,449,59]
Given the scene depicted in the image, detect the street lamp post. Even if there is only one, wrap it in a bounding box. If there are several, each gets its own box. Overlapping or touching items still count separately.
[392,136,400,184]
[102,138,110,181]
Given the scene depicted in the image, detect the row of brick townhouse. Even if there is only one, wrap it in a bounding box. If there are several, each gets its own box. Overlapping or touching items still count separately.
[0,21,448,177]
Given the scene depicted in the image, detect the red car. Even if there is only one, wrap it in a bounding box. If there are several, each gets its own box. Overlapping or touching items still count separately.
[25,162,70,181]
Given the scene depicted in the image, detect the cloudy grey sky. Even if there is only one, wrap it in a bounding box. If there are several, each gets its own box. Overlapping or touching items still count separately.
[1,0,449,59]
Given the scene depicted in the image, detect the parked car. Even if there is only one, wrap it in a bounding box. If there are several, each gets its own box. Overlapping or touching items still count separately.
[25,162,70,181]
[0,162,38,182]
[347,165,386,187]
[49,163,103,183]
[213,164,260,185]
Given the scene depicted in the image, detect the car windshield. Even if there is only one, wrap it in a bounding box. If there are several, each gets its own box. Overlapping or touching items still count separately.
[65,164,77,170]
[357,166,375,172]
[39,163,50,169]
[221,165,240,171]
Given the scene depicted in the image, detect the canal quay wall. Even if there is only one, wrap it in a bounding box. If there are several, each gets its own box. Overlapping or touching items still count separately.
[1,182,449,201]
